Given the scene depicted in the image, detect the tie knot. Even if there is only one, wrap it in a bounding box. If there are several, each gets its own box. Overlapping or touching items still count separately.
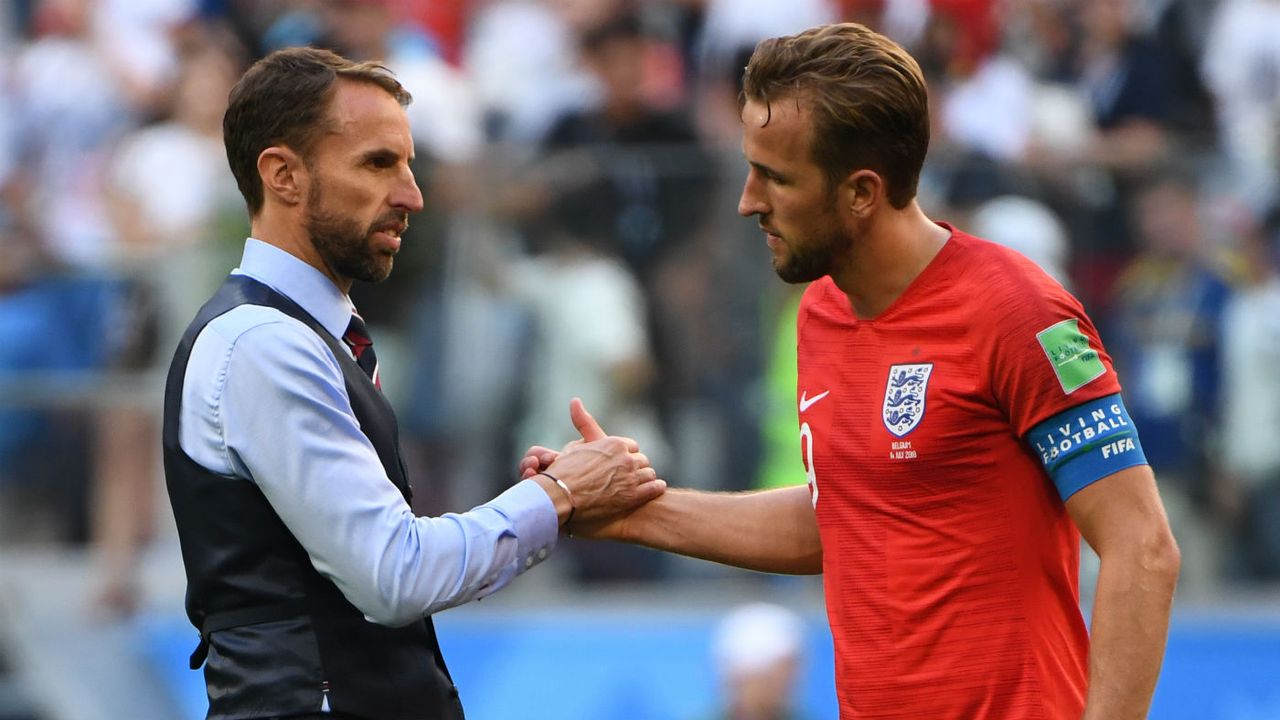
[344,312,373,349]
[343,311,380,388]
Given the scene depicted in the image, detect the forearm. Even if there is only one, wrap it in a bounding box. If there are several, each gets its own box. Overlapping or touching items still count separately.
[1081,540,1179,719]
[612,485,822,574]
[275,479,559,626]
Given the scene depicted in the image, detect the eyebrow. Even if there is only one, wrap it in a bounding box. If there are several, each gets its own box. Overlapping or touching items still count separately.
[359,147,414,164]
[749,160,784,180]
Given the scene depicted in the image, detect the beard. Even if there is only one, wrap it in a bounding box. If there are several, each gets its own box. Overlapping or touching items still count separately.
[305,180,405,284]
[772,212,846,284]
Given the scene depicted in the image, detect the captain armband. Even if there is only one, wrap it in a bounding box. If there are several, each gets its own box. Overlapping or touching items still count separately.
[1025,392,1148,501]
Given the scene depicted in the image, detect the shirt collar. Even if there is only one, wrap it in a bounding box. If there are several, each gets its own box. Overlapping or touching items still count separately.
[233,238,354,341]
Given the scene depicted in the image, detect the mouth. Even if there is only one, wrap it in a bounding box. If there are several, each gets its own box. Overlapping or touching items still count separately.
[372,224,406,253]
[380,221,407,237]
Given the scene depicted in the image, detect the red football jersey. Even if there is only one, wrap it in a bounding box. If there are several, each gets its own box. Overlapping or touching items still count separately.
[797,227,1121,719]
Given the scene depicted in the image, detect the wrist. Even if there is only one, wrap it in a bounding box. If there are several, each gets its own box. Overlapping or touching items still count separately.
[533,472,576,530]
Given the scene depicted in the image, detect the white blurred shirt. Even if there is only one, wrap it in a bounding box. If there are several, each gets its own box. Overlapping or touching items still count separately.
[1221,276,1280,483]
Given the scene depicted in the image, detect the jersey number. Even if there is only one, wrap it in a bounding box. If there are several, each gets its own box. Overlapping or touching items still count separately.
[800,421,818,507]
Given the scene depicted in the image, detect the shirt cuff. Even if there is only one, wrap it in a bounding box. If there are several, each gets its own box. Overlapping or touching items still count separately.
[482,479,560,574]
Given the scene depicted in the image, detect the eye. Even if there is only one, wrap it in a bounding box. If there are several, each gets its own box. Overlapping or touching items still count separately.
[751,165,784,185]
[747,163,778,183]
[365,152,397,169]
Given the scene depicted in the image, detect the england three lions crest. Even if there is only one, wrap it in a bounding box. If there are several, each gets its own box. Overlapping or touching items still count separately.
[883,363,933,437]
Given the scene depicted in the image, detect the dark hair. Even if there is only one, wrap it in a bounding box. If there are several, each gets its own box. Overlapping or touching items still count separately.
[580,13,644,54]
[742,23,930,209]
[223,46,411,214]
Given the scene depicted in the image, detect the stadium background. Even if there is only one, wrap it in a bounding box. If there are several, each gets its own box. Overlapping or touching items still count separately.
[0,0,1278,718]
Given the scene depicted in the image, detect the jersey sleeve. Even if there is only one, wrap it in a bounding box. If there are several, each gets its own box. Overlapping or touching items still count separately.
[989,275,1118,433]
[988,271,1147,499]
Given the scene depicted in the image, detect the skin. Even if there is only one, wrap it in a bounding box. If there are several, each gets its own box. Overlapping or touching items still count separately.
[736,97,950,317]
[1070,465,1180,720]
[528,93,1180,719]
[253,79,421,295]
[251,78,665,526]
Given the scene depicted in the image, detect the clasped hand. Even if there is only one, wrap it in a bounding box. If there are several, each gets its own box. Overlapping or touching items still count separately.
[519,399,665,531]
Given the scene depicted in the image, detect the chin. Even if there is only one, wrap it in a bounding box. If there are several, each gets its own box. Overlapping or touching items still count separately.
[369,262,394,283]
[349,258,394,284]
[774,263,825,285]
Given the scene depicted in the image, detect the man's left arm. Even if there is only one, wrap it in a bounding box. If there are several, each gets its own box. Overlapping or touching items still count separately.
[1066,464,1180,720]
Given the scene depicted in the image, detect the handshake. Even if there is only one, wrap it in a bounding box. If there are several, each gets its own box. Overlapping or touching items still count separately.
[516,398,666,539]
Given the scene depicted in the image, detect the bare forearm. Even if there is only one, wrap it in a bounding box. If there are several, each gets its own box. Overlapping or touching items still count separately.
[613,485,822,574]
[1082,543,1179,719]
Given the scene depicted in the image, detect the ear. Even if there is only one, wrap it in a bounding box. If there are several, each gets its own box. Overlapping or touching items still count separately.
[841,169,883,219]
[257,146,307,207]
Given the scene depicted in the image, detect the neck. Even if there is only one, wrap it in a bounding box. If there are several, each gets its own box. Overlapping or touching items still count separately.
[829,201,950,320]
[250,212,353,295]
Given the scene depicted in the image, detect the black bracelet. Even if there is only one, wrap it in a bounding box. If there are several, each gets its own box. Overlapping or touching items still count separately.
[538,471,576,532]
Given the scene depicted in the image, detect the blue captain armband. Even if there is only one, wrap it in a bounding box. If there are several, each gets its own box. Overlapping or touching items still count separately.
[1025,393,1148,501]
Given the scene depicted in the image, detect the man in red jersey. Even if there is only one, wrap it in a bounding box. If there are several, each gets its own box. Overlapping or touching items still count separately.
[524,21,1179,720]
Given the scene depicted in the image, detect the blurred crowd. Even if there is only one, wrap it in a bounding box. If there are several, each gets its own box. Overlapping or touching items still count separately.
[0,0,1278,611]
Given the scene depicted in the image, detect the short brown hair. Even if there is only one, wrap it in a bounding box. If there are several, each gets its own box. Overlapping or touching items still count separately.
[223,46,412,214]
[742,23,929,209]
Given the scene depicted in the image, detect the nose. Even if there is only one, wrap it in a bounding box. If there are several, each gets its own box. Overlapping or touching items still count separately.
[393,166,425,214]
[737,171,766,218]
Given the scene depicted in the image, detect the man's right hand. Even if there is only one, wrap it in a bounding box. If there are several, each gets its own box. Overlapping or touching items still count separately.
[534,399,665,527]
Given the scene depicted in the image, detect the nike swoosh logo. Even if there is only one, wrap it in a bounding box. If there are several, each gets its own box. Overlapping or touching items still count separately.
[799,390,830,412]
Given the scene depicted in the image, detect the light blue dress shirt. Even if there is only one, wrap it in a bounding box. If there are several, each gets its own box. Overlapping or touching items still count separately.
[179,238,559,627]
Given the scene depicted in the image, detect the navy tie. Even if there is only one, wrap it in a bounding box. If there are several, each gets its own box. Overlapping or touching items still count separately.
[343,311,380,389]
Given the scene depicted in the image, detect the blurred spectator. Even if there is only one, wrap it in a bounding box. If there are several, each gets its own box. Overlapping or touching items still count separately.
[938,47,1036,164]
[1220,207,1280,581]
[398,0,467,62]
[465,0,594,143]
[9,0,135,267]
[539,13,711,281]
[707,602,810,720]
[694,0,835,88]
[511,223,665,471]
[1105,171,1237,594]
[104,25,246,318]
[1024,0,1182,309]
[511,219,670,581]
[1145,0,1218,139]
[928,0,999,76]
[969,194,1071,285]
[90,21,246,615]
[692,0,836,146]
[481,10,725,576]
[1202,0,1280,212]
[1074,0,1175,169]
[98,0,195,106]
[508,13,715,451]
[0,0,179,561]
[0,269,115,544]
[320,0,483,167]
